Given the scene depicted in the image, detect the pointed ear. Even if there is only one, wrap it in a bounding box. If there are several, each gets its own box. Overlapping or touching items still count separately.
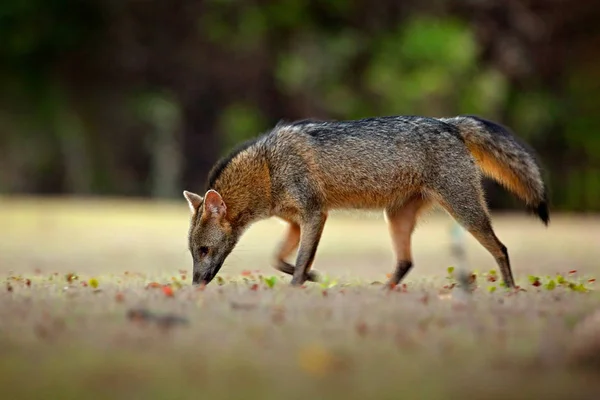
[203,189,227,219]
[183,190,203,213]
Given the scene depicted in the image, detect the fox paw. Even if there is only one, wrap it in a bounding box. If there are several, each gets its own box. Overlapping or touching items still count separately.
[274,261,319,283]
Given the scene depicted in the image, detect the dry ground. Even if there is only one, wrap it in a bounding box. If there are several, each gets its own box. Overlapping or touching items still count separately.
[1,196,600,400]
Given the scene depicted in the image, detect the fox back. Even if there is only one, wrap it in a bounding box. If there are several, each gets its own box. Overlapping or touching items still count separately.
[265,116,477,211]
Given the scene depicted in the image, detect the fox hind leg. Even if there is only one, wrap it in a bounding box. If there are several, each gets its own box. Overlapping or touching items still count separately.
[384,196,431,289]
[272,220,319,282]
[430,177,516,288]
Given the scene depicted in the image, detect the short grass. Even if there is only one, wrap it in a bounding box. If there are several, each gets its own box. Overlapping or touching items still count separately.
[1,196,600,400]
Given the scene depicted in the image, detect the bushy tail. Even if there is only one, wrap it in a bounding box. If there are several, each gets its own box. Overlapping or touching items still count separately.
[441,115,549,225]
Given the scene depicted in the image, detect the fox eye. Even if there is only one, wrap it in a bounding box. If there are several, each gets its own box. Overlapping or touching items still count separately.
[198,246,209,257]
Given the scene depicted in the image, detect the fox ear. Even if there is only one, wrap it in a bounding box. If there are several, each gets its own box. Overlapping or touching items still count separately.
[203,189,227,219]
[183,190,203,213]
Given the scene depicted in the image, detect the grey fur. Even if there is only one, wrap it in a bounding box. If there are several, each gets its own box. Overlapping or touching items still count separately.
[185,114,549,288]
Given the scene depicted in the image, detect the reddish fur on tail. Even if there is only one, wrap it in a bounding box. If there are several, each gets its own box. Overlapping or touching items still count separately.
[443,115,549,225]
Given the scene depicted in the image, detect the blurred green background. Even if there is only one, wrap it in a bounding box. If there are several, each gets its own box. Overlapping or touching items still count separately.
[1,0,599,211]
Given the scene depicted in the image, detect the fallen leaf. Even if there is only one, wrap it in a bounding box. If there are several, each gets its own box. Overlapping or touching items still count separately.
[250,283,259,291]
[155,314,189,329]
[271,309,285,324]
[230,301,257,310]
[298,345,337,377]
[127,308,155,323]
[264,276,277,288]
[89,278,99,288]
[162,286,174,297]
[81,281,88,287]
[241,270,252,277]
[355,322,368,337]
[7,283,13,292]
[115,292,125,302]
[25,279,31,287]
[146,282,162,289]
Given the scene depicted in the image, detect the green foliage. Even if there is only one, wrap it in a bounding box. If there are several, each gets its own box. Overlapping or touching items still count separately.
[218,102,267,151]
[264,276,277,288]
[0,0,598,209]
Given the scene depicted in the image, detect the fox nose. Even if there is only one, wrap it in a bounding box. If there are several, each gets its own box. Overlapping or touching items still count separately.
[193,272,201,284]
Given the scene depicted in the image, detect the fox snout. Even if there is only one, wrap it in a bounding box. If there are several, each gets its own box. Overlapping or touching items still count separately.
[192,262,222,285]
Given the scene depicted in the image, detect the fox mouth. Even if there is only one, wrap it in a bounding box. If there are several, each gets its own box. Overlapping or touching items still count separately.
[192,263,223,285]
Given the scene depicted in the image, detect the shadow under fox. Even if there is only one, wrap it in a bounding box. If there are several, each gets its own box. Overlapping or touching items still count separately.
[183,115,549,288]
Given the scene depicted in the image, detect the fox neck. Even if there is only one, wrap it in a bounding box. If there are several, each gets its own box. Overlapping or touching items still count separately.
[211,155,272,232]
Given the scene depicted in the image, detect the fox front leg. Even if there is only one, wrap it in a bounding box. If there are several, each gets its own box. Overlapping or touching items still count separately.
[290,212,327,286]
[273,221,319,282]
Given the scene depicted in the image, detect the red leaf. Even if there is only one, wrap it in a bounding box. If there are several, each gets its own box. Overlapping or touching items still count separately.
[569,270,577,275]
[115,292,125,302]
[146,282,162,289]
[250,283,259,291]
[6,283,13,292]
[162,286,174,297]
[532,280,541,287]
[241,270,252,277]
[487,275,497,282]
[25,279,31,287]
[588,278,596,284]
[386,273,392,279]
[355,322,368,337]
[81,281,88,287]
[322,290,328,297]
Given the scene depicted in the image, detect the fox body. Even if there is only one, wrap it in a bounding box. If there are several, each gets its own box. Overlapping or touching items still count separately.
[183,115,548,288]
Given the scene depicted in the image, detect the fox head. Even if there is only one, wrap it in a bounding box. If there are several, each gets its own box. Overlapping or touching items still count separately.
[183,189,238,285]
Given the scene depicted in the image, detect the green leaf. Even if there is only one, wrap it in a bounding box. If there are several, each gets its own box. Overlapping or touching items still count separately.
[447,267,455,275]
[528,275,540,284]
[544,280,556,291]
[264,276,277,288]
[88,278,99,289]
[216,276,225,286]
[556,275,566,285]
[489,269,497,276]
[488,286,497,293]
[568,283,587,293]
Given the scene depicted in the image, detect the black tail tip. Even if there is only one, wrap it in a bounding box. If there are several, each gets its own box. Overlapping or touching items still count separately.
[531,201,549,226]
